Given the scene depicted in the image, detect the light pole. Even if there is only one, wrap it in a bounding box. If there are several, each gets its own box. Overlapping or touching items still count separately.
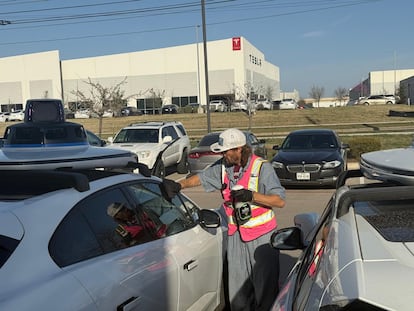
[201,0,211,132]
[195,25,201,109]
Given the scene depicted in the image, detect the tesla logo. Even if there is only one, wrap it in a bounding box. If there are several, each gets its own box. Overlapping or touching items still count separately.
[232,37,241,50]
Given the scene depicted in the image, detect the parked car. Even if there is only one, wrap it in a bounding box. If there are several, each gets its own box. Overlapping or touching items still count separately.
[357,95,395,105]
[74,110,90,119]
[108,121,191,177]
[121,106,142,116]
[0,112,10,122]
[279,99,298,110]
[188,131,267,174]
[229,100,248,112]
[255,98,272,110]
[102,110,114,118]
[64,108,75,119]
[208,100,227,112]
[271,129,349,187]
[270,167,414,311]
[0,169,225,311]
[161,104,179,114]
[8,110,25,121]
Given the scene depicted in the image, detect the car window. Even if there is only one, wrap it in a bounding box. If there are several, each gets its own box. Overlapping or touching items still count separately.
[248,133,259,145]
[310,134,337,149]
[294,200,335,310]
[0,235,20,268]
[125,182,196,237]
[198,133,220,146]
[175,124,187,136]
[49,188,151,267]
[282,135,310,149]
[162,126,178,140]
[114,129,159,143]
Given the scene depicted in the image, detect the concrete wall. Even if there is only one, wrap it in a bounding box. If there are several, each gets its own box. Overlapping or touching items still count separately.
[0,50,61,107]
[0,37,280,110]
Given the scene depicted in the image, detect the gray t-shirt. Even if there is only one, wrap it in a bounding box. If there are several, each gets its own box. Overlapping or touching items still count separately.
[198,156,286,200]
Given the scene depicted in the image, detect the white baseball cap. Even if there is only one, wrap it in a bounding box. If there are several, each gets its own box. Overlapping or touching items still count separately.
[211,128,246,153]
[107,202,125,217]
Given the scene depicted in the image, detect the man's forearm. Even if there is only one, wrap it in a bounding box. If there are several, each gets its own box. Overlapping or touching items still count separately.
[179,174,201,189]
[252,192,285,210]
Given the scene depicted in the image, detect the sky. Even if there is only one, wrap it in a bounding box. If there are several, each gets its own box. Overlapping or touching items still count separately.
[0,0,412,98]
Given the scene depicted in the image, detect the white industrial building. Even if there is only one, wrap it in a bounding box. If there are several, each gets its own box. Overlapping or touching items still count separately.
[349,69,414,101]
[0,37,280,113]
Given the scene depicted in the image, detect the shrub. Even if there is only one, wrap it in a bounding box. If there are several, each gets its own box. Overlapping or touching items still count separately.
[348,137,381,160]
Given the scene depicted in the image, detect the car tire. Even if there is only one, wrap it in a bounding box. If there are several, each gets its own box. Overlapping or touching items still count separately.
[153,160,166,178]
[176,149,189,174]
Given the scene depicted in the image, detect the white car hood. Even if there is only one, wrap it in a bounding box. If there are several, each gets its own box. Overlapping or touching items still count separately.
[110,142,159,152]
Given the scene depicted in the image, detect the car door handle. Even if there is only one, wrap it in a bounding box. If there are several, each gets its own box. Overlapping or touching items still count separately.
[117,296,141,311]
[183,259,198,271]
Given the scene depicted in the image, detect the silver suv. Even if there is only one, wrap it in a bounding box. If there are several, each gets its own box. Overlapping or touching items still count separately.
[108,121,191,177]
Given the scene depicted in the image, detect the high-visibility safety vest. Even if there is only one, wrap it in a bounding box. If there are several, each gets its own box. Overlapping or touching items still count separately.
[222,155,277,242]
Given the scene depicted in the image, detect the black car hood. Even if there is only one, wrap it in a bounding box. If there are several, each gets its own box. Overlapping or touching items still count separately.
[273,149,341,164]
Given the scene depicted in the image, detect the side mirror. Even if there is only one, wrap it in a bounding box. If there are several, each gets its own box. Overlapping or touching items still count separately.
[259,139,266,144]
[162,135,173,144]
[272,145,280,150]
[270,227,305,250]
[198,209,221,228]
[100,139,107,147]
[341,143,350,150]
[107,137,114,143]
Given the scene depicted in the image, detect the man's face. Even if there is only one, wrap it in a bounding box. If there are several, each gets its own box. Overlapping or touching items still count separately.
[115,207,134,222]
[222,147,242,166]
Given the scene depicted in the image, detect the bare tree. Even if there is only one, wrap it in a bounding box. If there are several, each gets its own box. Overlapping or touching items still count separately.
[72,77,128,136]
[265,85,274,101]
[146,88,166,114]
[309,85,324,108]
[232,82,263,130]
[334,87,348,107]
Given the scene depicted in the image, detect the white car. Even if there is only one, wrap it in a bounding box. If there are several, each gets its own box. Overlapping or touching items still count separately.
[255,98,272,110]
[108,121,191,177]
[230,100,248,111]
[8,110,24,121]
[208,100,226,112]
[74,110,91,119]
[357,95,395,105]
[0,112,10,122]
[271,167,414,310]
[0,169,225,311]
[279,99,298,110]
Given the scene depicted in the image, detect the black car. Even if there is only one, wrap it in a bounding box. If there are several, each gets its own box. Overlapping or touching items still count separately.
[271,129,349,187]
[161,104,179,114]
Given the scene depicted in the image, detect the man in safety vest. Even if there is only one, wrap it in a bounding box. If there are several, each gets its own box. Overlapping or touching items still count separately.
[165,128,286,311]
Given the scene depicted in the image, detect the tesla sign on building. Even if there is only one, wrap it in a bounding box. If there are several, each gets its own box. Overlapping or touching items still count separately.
[232,37,241,50]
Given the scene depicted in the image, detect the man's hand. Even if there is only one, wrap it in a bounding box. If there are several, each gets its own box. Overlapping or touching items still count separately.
[231,188,253,202]
[163,178,182,200]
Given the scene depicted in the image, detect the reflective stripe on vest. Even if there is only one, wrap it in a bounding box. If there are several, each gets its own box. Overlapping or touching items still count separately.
[222,155,277,242]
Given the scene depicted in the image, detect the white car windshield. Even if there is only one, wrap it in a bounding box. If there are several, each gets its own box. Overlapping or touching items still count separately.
[113,129,159,143]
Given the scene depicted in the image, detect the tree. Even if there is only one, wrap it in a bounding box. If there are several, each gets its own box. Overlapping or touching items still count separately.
[72,77,127,136]
[232,82,263,130]
[146,88,165,114]
[265,85,274,101]
[309,85,324,108]
[334,87,348,107]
